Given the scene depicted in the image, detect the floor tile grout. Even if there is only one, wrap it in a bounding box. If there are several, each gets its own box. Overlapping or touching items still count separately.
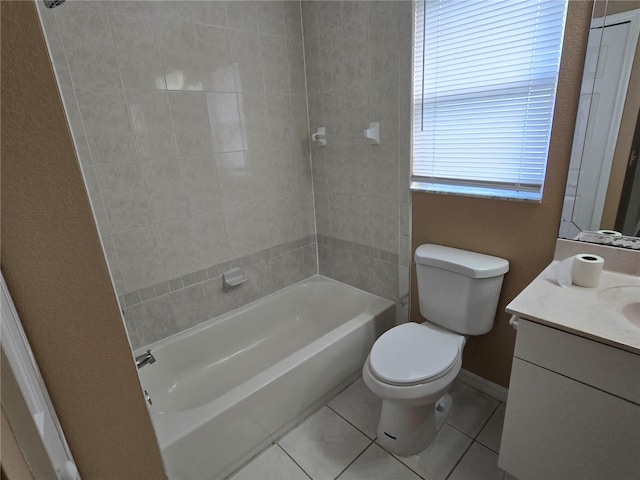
[332,440,373,480]
[473,401,501,441]
[326,389,469,480]
[475,402,505,454]
[445,422,475,441]
[326,404,377,441]
[234,378,507,480]
[224,441,275,479]
[447,400,502,478]
[276,444,314,480]
[444,440,476,480]
[371,440,432,480]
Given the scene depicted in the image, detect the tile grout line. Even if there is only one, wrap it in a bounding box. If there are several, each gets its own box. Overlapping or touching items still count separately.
[444,401,503,480]
[235,377,504,480]
[223,441,275,480]
[474,402,501,441]
[325,404,377,442]
[444,439,476,480]
[276,444,314,480]
[445,422,476,442]
[273,378,373,480]
[444,397,500,443]
[273,400,349,452]
[474,402,504,454]
[370,440,431,480]
[326,380,442,480]
[332,440,374,480]
[324,382,503,479]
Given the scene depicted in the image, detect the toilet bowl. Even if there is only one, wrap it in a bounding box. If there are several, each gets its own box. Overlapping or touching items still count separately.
[363,244,509,456]
[362,322,465,455]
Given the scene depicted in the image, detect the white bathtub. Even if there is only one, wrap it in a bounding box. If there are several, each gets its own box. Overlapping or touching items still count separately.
[137,275,395,479]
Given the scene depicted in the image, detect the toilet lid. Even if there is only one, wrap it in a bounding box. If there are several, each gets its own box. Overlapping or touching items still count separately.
[369,323,460,385]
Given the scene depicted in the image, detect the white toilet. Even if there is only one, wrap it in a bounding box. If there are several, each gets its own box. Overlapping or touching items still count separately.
[362,244,509,456]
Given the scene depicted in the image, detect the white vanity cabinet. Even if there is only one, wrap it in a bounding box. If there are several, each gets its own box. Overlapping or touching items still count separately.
[499,319,640,480]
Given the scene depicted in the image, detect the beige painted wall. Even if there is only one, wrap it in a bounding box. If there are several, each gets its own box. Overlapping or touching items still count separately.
[0,2,166,478]
[411,1,593,388]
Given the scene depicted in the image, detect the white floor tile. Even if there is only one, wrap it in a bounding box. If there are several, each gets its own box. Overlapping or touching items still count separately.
[448,381,499,438]
[477,403,506,453]
[328,378,382,439]
[229,445,310,480]
[448,442,504,480]
[394,424,473,480]
[337,443,421,480]
[231,379,510,480]
[279,407,371,480]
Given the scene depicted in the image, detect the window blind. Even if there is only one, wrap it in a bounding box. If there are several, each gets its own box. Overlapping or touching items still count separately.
[412,0,568,201]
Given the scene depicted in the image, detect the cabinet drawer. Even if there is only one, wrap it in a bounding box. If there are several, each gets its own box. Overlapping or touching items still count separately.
[514,319,640,404]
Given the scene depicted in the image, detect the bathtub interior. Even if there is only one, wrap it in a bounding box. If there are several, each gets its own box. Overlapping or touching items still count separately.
[138,276,380,413]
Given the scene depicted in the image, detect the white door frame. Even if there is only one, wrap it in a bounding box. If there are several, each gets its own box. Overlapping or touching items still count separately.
[1,271,80,480]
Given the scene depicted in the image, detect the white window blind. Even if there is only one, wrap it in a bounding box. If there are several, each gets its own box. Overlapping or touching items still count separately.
[412,0,568,201]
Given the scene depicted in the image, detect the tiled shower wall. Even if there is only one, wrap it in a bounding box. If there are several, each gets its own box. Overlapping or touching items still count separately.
[302,1,412,320]
[37,0,317,349]
[38,0,412,346]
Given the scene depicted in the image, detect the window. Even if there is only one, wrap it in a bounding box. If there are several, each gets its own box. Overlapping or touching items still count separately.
[412,0,569,201]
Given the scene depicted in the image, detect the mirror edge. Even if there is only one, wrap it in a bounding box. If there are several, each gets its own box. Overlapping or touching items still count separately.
[559,0,640,250]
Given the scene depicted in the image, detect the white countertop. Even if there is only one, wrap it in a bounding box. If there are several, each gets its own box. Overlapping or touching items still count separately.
[506,262,640,354]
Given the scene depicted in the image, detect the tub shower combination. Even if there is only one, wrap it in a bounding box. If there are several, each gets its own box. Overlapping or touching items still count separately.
[137,275,395,479]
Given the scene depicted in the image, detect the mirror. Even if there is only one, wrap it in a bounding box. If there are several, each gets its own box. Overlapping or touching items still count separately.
[560,0,640,248]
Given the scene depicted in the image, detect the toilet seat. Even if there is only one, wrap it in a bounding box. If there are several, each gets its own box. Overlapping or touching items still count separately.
[369,323,460,386]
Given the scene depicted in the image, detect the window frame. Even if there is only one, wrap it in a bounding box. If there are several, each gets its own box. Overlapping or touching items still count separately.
[411,0,569,202]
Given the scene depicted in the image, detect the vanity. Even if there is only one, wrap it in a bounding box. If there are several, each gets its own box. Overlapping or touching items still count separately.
[498,241,640,480]
[499,0,640,476]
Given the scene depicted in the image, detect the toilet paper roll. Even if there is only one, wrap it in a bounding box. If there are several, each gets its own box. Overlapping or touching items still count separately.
[596,230,622,236]
[572,254,604,288]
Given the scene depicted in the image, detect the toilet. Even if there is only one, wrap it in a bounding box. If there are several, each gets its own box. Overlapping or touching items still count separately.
[362,244,509,456]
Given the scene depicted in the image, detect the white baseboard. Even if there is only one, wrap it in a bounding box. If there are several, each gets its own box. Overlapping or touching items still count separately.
[456,368,509,404]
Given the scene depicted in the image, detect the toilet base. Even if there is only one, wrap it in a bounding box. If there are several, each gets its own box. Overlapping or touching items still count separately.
[376,393,453,456]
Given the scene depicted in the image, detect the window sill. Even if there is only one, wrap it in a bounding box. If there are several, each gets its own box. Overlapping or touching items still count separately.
[410,181,542,203]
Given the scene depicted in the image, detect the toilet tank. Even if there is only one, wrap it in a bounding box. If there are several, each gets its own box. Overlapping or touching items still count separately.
[415,244,509,336]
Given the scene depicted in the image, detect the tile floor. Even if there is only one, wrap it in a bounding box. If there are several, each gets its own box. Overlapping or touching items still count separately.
[229,377,508,480]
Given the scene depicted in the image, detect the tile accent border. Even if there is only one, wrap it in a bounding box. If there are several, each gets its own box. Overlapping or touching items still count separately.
[317,234,400,265]
[317,234,399,303]
[122,235,318,349]
[119,235,317,308]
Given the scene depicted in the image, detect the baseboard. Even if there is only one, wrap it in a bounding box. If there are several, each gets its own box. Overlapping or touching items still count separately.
[456,368,509,404]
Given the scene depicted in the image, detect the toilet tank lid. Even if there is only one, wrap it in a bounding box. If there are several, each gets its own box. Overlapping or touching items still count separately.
[415,244,509,279]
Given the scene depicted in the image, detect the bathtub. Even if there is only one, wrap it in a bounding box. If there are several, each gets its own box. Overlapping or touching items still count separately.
[137,275,395,479]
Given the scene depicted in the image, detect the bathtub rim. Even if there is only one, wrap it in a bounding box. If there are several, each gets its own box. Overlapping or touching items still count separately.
[149,309,390,450]
[132,274,392,357]
[132,274,395,449]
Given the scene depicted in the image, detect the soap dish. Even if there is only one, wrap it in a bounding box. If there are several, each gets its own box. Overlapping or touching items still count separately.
[223,268,246,292]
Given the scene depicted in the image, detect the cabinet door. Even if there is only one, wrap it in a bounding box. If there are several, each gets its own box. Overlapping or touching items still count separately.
[499,358,640,480]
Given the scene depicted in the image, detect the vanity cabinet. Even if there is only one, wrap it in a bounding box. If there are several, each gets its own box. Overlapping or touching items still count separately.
[499,319,640,480]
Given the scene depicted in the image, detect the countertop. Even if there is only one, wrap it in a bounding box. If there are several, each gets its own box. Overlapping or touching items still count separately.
[506,262,640,354]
